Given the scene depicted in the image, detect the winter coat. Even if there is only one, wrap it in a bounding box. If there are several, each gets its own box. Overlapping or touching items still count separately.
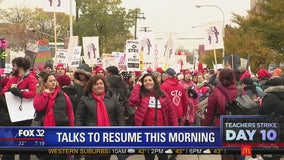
[33,89,74,126]
[1,73,38,98]
[73,68,92,82]
[73,68,92,99]
[106,74,132,116]
[1,73,38,126]
[203,84,238,126]
[129,84,179,126]
[261,86,284,116]
[75,90,125,126]
[160,77,189,119]
[179,80,198,125]
[61,85,78,111]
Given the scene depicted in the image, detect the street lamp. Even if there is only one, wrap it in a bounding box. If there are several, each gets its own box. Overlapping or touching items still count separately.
[196,4,225,66]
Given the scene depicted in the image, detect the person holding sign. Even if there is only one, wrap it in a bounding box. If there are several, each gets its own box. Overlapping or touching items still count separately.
[0,57,38,160]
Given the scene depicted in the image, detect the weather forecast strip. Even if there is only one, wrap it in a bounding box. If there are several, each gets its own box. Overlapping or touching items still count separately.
[0,147,284,155]
[0,127,221,148]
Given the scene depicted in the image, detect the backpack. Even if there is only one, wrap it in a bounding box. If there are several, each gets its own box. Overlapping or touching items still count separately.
[110,83,132,117]
[226,89,260,115]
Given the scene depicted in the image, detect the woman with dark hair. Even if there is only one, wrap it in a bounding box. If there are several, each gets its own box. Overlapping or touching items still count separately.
[129,73,178,160]
[34,72,74,127]
[202,68,239,160]
[203,68,237,126]
[33,72,74,160]
[75,76,125,160]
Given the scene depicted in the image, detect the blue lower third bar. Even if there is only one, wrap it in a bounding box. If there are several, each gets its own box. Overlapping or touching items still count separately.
[0,127,221,148]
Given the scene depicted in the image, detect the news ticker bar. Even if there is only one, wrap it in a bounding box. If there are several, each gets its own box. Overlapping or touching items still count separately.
[0,148,283,154]
[0,116,283,148]
[0,127,222,147]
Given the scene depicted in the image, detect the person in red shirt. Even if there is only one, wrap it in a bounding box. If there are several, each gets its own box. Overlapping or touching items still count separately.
[0,57,38,160]
[129,73,178,160]
[160,68,189,160]
[179,69,198,126]
[160,68,189,124]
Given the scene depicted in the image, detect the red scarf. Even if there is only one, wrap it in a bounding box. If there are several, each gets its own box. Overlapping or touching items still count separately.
[91,92,110,126]
[43,87,61,126]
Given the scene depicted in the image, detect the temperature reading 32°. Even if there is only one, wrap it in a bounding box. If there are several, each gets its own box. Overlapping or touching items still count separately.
[18,141,27,146]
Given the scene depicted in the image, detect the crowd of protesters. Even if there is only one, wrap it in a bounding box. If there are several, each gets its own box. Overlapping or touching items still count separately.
[1,57,284,160]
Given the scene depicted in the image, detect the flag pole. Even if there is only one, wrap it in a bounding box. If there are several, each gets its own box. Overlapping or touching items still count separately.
[213,35,217,70]
[53,0,58,65]
[69,0,73,37]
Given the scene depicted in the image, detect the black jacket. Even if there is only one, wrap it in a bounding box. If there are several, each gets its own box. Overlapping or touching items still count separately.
[62,85,78,111]
[106,74,132,116]
[75,90,125,126]
[261,85,284,116]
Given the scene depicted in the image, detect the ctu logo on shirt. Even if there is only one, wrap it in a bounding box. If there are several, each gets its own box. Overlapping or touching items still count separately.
[170,90,182,106]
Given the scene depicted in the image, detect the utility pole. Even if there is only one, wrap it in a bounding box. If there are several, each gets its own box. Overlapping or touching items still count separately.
[53,0,58,65]
[134,10,146,39]
[140,27,151,32]
[69,0,73,37]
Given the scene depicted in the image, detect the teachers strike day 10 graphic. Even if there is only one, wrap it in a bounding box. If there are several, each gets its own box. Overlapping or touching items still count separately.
[0,116,283,155]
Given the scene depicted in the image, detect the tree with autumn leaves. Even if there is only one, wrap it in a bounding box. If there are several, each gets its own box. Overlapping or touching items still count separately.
[199,0,284,72]
[73,0,137,53]
[0,0,136,54]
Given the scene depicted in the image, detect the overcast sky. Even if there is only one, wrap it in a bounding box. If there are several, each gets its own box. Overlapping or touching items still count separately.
[1,0,250,49]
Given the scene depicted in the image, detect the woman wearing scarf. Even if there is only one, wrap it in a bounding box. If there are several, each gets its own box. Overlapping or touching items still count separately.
[129,73,178,160]
[33,72,74,160]
[75,75,125,160]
